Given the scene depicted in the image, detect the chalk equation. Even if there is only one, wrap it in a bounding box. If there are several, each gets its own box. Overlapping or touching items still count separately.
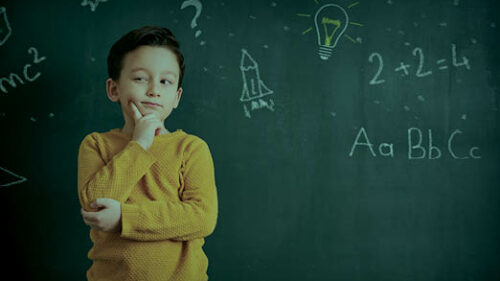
[298,1,363,60]
[0,47,46,94]
[0,7,12,46]
[0,166,27,187]
[240,49,275,118]
[349,127,481,160]
[368,43,471,85]
[81,0,108,12]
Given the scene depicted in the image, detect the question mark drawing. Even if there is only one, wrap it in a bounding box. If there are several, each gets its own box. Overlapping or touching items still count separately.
[181,0,203,39]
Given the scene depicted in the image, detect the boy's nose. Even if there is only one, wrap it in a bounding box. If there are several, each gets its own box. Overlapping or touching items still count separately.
[147,90,159,96]
[147,83,160,96]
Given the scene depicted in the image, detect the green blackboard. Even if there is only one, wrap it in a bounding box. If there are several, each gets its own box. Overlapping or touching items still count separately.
[1,0,499,280]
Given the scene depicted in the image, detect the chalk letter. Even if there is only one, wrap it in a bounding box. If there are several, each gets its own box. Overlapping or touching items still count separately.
[428,129,442,159]
[470,147,481,159]
[0,73,24,94]
[349,127,377,157]
[23,63,41,82]
[448,129,468,159]
[378,143,394,157]
[408,127,425,159]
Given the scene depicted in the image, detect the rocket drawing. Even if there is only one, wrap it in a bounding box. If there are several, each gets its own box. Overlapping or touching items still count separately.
[240,49,273,102]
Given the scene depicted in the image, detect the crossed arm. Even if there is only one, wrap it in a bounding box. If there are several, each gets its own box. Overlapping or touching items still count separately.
[78,133,218,241]
[81,198,122,232]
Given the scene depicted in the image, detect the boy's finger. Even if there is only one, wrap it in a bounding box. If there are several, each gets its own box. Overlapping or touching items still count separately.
[84,218,99,229]
[94,198,112,207]
[140,114,155,119]
[91,200,106,210]
[81,208,91,216]
[129,101,143,120]
[81,209,98,222]
[82,216,94,226]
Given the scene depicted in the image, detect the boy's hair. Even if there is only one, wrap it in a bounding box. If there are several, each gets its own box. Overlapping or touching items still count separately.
[107,26,185,89]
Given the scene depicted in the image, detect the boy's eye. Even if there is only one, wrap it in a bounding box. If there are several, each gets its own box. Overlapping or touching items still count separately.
[134,77,146,82]
[161,79,172,85]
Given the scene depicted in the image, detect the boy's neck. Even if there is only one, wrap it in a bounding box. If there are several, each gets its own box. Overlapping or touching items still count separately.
[120,124,170,137]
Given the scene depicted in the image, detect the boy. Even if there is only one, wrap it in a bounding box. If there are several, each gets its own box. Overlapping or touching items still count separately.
[77,26,218,281]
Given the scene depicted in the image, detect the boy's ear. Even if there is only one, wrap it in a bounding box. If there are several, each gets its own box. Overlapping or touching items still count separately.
[106,78,120,102]
[173,87,183,109]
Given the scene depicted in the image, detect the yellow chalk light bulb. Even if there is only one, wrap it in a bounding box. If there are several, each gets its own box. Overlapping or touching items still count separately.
[314,4,349,60]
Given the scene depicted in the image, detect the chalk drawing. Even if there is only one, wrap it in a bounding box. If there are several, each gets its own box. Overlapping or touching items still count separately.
[0,47,46,94]
[368,43,470,85]
[451,43,471,69]
[181,0,205,45]
[298,1,363,60]
[368,52,385,85]
[240,49,274,118]
[0,166,27,187]
[395,62,411,76]
[81,0,108,12]
[0,7,12,46]
[412,47,433,78]
[349,127,481,160]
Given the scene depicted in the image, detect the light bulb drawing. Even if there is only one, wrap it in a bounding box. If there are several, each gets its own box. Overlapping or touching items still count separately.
[314,4,349,60]
[297,1,363,61]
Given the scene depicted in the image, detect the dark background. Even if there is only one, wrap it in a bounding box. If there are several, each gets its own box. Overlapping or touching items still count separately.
[0,0,499,280]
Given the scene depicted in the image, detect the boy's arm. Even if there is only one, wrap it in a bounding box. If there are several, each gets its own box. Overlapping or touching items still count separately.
[78,133,157,211]
[120,139,218,242]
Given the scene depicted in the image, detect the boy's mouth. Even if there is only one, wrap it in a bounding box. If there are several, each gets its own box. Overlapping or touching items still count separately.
[141,101,162,107]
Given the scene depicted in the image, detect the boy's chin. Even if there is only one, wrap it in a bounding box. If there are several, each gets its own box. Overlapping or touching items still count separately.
[141,109,165,119]
[142,107,161,115]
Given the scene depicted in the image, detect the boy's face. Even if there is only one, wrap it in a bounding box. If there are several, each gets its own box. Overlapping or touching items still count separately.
[106,45,183,123]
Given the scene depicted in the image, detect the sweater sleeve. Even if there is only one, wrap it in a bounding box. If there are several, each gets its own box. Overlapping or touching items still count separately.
[77,133,157,211]
[120,139,218,242]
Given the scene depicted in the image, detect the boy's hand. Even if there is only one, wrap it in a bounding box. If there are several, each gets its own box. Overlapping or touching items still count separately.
[129,101,163,150]
[81,198,122,232]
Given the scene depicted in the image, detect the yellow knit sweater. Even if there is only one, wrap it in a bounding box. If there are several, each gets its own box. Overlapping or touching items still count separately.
[77,128,218,281]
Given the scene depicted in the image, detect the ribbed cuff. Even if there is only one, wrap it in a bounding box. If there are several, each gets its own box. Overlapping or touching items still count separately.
[120,203,141,239]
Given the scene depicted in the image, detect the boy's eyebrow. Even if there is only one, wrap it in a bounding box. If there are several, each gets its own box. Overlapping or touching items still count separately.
[130,67,178,77]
